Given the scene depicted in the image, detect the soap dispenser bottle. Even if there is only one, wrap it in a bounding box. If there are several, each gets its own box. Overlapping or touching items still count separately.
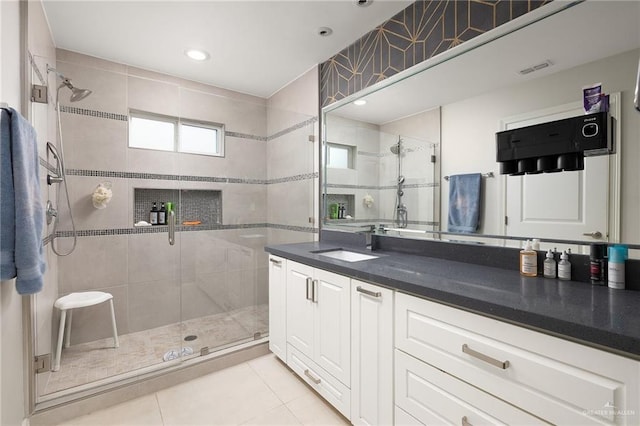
[158,202,167,225]
[520,240,537,277]
[149,202,159,225]
[558,251,571,281]
[543,249,557,278]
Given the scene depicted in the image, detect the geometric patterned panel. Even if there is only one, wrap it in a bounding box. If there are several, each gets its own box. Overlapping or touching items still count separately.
[320,0,552,107]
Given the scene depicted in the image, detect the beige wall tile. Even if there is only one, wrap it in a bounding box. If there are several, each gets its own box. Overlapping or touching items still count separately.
[57,235,128,293]
[128,75,179,117]
[57,113,128,170]
[128,279,180,332]
[127,233,180,284]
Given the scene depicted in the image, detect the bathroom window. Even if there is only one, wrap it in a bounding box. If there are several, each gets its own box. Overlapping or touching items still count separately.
[129,110,225,157]
[326,143,354,169]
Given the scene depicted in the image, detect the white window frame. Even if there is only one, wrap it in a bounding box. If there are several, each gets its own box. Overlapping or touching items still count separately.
[326,142,355,169]
[179,119,225,157]
[129,110,225,157]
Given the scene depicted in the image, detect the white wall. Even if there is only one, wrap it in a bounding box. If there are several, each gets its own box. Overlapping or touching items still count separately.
[441,49,640,239]
[1,1,27,425]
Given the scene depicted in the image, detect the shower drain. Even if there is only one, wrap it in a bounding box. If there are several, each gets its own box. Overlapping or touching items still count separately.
[162,346,194,362]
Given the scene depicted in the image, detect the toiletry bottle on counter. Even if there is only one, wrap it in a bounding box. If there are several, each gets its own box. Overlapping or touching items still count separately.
[149,202,158,225]
[558,251,571,281]
[519,240,537,277]
[543,249,556,278]
[590,243,607,285]
[607,245,628,290]
[158,202,167,225]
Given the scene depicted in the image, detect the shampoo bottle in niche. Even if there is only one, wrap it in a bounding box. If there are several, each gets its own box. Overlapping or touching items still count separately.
[607,245,628,290]
[543,249,557,279]
[158,202,167,225]
[558,251,571,281]
[520,240,537,277]
[149,202,159,225]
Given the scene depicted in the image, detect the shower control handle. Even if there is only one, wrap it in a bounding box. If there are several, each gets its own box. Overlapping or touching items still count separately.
[168,211,175,246]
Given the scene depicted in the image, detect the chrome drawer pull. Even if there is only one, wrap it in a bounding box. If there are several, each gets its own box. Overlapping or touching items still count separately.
[462,416,472,426]
[462,344,510,370]
[269,258,282,266]
[312,279,318,303]
[304,368,321,384]
[356,286,381,298]
[306,277,313,301]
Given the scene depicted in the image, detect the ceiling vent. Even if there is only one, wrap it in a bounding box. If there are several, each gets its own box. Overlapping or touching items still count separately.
[519,60,553,75]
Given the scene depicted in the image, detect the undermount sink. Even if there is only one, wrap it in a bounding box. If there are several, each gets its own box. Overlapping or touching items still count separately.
[314,249,379,262]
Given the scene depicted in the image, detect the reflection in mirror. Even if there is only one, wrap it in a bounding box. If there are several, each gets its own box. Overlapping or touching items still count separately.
[323,108,440,233]
[322,0,640,251]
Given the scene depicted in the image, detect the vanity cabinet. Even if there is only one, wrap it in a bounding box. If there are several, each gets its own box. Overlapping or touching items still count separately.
[267,255,286,361]
[351,280,393,426]
[285,260,351,389]
[395,292,640,425]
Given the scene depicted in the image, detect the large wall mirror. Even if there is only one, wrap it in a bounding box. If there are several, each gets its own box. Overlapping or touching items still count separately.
[322,0,640,251]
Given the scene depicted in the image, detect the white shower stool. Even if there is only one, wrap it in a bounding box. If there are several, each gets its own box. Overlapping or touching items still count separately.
[53,291,119,371]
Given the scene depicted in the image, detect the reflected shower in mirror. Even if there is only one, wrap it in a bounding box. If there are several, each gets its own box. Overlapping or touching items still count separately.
[323,108,440,233]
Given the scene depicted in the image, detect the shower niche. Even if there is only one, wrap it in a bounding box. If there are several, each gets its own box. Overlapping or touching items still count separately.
[324,193,355,221]
[134,188,222,226]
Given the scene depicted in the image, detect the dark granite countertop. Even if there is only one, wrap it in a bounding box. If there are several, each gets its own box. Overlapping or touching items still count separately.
[265,240,640,361]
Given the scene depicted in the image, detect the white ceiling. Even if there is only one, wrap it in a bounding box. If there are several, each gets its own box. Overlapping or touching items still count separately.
[330,0,640,124]
[42,0,413,98]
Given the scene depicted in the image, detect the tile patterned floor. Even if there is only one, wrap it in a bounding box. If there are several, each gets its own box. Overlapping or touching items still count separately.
[52,353,350,426]
[44,304,269,395]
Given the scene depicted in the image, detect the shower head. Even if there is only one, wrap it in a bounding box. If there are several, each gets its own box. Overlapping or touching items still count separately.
[59,78,92,102]
[48,67,92,102]
[390,138,404,155]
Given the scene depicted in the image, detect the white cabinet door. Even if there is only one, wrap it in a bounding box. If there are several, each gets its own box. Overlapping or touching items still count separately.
[268,255,286,361]
[286,261,315,360]
[314,268,351,386]
[351,280,393,426]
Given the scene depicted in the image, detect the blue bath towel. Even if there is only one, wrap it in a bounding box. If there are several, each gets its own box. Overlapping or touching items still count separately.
[448,173,482,233]
[0,107,45,294]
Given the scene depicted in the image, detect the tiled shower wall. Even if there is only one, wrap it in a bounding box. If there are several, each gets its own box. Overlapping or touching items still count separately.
[54,50,317,345]
[324,109,439,228]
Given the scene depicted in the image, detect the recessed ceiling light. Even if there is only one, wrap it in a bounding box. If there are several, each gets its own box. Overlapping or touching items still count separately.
[317,27,333,37]
[356,0,373,7]
[353,99,367,106]
[185,49,210,61]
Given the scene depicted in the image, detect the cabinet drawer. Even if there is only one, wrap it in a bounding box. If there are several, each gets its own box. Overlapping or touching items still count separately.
[395,406,423,426]
[287,344,350,419]
[395,350,546,425]
[396,293,638,425]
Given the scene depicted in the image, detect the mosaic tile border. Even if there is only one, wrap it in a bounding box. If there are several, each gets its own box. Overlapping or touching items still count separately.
[60,105,128,121]
[328,218,439,227]
[60,105,317,143]
[326,182,438,190]
[42,234,53,247]
[267,173,319,185]
[225,131,268,142]
[267,117,318,141]
[66,168,316,185]
[54,222,317,238]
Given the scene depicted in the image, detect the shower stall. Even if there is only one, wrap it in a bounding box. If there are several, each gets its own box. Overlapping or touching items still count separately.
[29,50,317,407]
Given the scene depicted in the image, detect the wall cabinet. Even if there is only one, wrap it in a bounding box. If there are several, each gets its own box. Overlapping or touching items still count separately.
[351,279,393,426]
[267,255,286,361]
